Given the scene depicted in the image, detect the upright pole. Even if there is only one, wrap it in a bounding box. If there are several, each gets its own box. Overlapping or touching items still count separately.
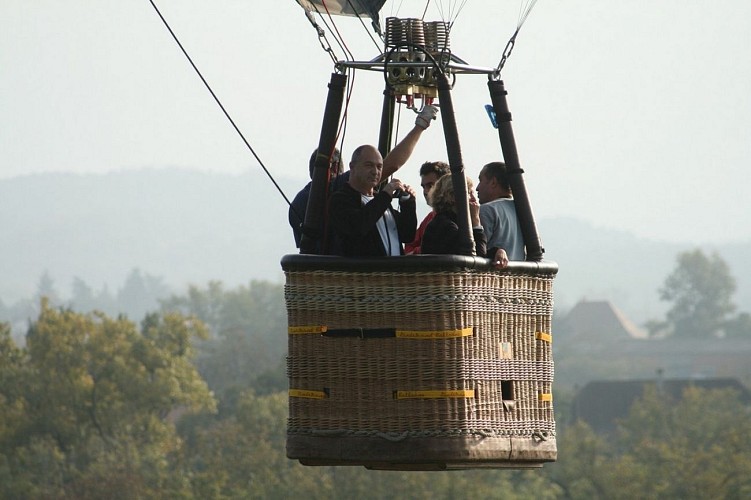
[300,72,347,254]
[377,85,396,158]
[487,78,544,261]
[437,73,475,256]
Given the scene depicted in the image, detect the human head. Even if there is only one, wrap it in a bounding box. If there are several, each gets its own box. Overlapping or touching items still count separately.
[348,145,383,195]
[477,161,511,204]
[428,174,475,214]
[419,161,450,205]
[308,147,342,179]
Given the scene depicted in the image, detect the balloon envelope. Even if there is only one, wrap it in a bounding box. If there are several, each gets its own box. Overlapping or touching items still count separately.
[295,0,387,20]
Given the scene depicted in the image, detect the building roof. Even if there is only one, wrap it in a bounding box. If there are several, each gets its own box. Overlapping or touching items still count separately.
[560,299,647,340]
[572,377,751,434]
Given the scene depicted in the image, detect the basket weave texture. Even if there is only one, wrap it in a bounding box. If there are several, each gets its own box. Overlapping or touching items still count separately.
[285,266,556,444]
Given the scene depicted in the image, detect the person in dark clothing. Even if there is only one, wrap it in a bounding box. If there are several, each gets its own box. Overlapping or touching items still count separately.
[288,148,345,248]
[288,104,439,251]
[329,145,417,257]
[404,160,450,254]
[422,174,509,268]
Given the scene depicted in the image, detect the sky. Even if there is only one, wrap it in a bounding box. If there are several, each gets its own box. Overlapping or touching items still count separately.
[2,0,750,244]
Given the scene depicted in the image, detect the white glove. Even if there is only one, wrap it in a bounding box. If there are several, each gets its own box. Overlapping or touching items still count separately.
[415,104,439,129]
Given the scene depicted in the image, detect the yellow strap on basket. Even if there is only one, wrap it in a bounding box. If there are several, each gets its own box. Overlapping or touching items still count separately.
[289,389,328,399]
[539,393,553,402]
[395,389,475,400]
[395,327,473,339]
[288,325,328,334]
[535,331,552,343]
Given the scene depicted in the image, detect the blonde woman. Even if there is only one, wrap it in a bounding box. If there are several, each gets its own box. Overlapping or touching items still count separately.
[422,174,509,268]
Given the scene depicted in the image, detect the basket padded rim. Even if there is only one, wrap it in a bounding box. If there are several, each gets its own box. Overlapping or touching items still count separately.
[281,254,559,275]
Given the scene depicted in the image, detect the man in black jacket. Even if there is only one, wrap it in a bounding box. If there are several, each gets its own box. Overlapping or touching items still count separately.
[289,104,439,252]
[329,145,418,256]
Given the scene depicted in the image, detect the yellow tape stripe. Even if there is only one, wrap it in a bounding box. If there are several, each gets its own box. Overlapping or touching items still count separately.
[289,389,327,399]
[539,393,553,402]
[395,390,475,400]
[288,325,328,334]
[396,327,473,339]
[535,331,552,343]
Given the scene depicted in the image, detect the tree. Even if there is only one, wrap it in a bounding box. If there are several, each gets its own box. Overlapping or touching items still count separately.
[0,321,29,451]
[70,276,97,312]
[0,302,216,499]
[160,280,287,403]
[543,421,613,498]
[181,387,563,499]
[545,385,751,499]
[659,249,736,338]
[117,268,172,320]
[608,385,751,498]
[35,270,61,307]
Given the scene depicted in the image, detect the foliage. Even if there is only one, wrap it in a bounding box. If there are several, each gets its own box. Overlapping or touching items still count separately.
[0,322,27,450]
[3,277,751,498]
[1,269,172,340]
[0,302,215,499]
[179,387,562,500]
[658,249,736,338]
[182,390,324,499]
[117,269,171,321]
[543,421,613,498]
[36,270,62,306]
[545,385,751,499]
[160,280,288,402]
[608,385,751,498]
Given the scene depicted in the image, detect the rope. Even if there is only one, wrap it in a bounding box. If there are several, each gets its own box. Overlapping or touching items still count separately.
[303,11,341,66]
[319,1,355,62]
[421,0,431,20]
[147,0,294,210]
[433,0,469,27]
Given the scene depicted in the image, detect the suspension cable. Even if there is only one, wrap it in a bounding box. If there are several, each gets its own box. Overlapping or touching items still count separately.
[393,101,402,154]
[336,68,355,146]
[147,0,294,208]
[420,0,431,20]
[495,0,538,74]
[319,1,355,62]
[303,10,341,66]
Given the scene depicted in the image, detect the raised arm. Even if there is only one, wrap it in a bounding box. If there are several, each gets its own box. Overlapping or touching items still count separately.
[382,105,439,179]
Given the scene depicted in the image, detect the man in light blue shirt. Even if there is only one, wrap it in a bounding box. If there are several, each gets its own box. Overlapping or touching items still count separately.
[476,161,525,261]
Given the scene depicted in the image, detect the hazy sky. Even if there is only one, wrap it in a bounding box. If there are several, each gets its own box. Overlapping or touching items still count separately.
[2,1,750,244]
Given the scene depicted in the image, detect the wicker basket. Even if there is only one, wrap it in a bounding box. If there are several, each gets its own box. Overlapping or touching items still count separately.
[282,254,558,470]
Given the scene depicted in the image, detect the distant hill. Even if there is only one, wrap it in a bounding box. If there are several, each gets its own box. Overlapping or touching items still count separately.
[0,169,298,300]
[2,169,749,326]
